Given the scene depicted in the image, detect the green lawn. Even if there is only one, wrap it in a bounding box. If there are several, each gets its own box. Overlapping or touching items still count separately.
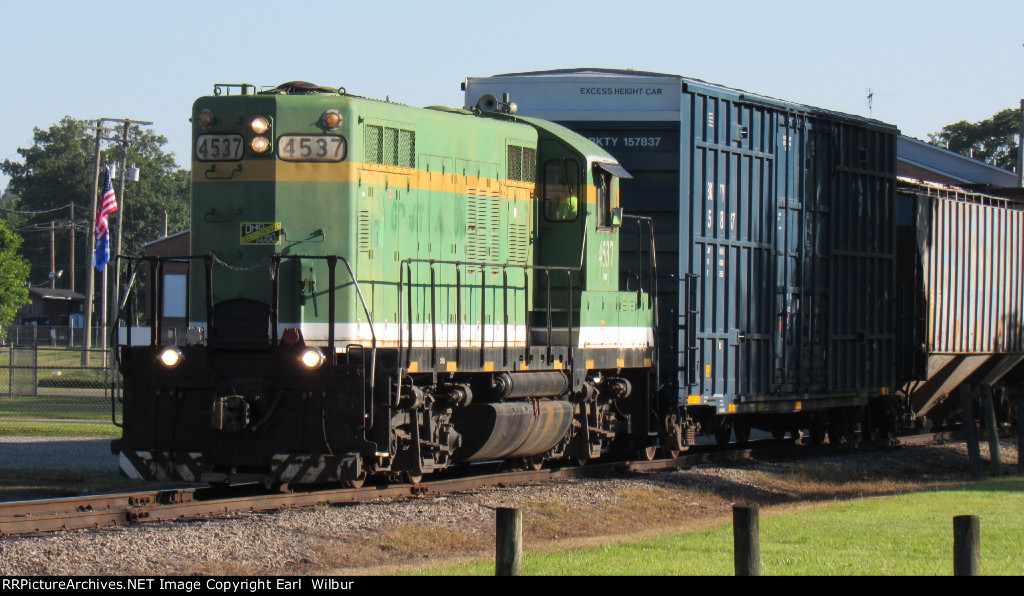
[0,346,112,368]
[1,347,121,435]
[421,478,1024,576]
[0,394,120,422]
[0,419,120,438]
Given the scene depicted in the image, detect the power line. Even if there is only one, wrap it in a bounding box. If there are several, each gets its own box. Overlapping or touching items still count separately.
[0,202,75,215]
[11,220,88,233]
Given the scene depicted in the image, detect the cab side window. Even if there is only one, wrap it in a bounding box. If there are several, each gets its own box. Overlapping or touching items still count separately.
[543,159,580,222]
[594,167,613,228]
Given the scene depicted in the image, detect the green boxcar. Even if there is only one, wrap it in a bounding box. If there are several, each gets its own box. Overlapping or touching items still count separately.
[115,83,677,486]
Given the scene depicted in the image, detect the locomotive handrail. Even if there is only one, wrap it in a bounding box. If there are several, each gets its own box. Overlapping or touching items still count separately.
[397,258,581,374]
[113,252,380,457]
[271,254,377,432]
[107,254,151,427]
[110,254,191,361]
[111,254,375,379]
[620,214,661,390]
[619,214,658,310]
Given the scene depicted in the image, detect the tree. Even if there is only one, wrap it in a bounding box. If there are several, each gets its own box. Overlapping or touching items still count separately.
[0,117,190,295]
[0,218,30,326]
[927,107,1021,171]
[0,190,33,246]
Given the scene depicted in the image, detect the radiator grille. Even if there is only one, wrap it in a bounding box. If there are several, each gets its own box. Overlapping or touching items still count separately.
[365,125,415,167]
[507,145,536,182]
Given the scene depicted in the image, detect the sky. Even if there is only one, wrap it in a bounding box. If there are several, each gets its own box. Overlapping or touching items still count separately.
[2,0,1022,192]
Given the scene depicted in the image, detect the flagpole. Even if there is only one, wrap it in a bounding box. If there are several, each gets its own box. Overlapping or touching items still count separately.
[100,266,108,368]
[80,117,151,367]
[93,166,118,367]
[82,125,103,366]
[112,121,130,363]
[110,119,149,360]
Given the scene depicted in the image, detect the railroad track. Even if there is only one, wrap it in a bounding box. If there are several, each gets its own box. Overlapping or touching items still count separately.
[0,432,961,537]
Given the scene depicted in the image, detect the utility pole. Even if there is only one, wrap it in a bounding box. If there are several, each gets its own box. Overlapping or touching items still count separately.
[69,204,75,293]
[81,123,106,365]
[80,117,151,365]
[1018,98,1023,188]
[108,119,150,359]
[49,221,56,289]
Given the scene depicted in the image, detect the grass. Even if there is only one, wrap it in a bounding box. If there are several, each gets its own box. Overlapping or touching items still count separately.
[0,394,120,422]
[416,477,1024,576]
[0,346,111,368]
[0,419,120,438]
[1,346,121,436]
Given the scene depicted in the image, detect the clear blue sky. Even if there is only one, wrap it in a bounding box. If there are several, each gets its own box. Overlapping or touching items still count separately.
[2,0,1022,190]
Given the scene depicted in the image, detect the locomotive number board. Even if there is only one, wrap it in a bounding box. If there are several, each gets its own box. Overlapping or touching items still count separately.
[195,134,244,161]
[277,134,346,162]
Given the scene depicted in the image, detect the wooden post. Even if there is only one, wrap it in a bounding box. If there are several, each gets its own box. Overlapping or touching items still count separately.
[733,504,760,576]
[979,384,1002,477]
[960,385,983,480]
[496,507,523,576]
[953,515,980,576]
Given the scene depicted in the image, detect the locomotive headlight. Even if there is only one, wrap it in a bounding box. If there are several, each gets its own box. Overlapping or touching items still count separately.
[322,109,343,129]
[199,109,214,128]
[300,347,325,369]
[249,116,270,134]
[157,345,183,368]
[250,136,271,153]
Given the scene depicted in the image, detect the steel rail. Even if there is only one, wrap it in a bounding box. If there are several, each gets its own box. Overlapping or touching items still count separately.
[0,433,959,537]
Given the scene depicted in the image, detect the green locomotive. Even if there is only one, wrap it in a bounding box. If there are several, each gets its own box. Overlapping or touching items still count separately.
[114,82,672,486]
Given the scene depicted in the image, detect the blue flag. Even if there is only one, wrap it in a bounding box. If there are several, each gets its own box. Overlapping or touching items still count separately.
[94,168,118,271]
[95,232,110,271]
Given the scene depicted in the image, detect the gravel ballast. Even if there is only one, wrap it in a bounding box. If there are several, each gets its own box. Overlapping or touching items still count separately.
[0,438,1018,575]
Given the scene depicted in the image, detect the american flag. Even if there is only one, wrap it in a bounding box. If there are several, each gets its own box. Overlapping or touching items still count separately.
[94,167,118,271]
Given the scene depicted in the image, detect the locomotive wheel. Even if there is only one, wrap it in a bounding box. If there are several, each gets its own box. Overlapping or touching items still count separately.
[402,472,423,485]
[344,467,367,489]
[659,412,688,459]
[635,446,659,461]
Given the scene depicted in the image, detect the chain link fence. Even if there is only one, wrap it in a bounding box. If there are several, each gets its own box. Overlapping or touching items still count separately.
[1,326,122,438]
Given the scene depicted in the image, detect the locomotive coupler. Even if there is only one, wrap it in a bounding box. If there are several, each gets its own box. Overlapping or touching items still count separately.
[212,395,250,432]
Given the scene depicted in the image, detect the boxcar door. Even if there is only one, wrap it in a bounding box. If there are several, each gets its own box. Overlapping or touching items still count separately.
[773,117,829,392]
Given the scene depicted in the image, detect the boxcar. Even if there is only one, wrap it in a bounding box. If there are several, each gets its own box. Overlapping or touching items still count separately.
[465,69,901,442]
